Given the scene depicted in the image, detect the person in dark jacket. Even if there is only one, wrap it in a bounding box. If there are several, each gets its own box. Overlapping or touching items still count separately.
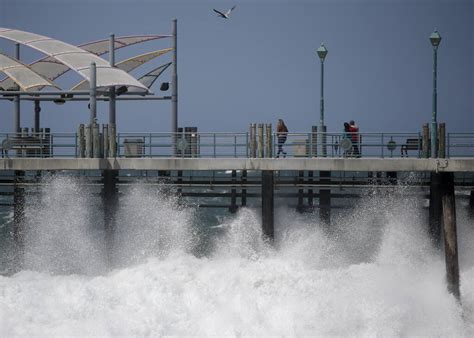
[276,119,288,158]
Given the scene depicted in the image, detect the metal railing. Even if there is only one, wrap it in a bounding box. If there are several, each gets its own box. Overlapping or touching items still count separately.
[1,131,473,159]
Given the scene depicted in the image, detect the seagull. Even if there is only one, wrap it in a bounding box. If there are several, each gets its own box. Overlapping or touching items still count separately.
[213,5,236,19]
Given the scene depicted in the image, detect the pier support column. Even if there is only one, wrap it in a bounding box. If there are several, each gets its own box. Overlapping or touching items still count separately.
[429,172,442,246]
[13,170,25,245]
[13,170,25,267]
[387,171,397,185]
[440,172,460,301]
[102,170,118,265]
[229,170,238,213]
[297,171,304,212]
[469,190,474,218]
[319,171,331,226]
[261,170,274,241]
[308,171,314,207]
[241,170,247,207]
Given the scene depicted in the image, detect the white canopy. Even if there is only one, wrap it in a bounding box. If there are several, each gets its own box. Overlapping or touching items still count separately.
[0,28,149,92]
[0,35,170,90]
[71,48,172,90]
[0,53,59,90]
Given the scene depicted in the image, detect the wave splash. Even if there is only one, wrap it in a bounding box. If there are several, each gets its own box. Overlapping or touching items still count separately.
[0,176,473,335]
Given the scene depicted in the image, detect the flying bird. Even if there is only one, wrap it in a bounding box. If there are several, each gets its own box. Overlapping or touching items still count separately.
[213,5,236,19]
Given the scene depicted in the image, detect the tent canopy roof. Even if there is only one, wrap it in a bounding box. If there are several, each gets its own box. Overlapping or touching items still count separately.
[0,28,149,92]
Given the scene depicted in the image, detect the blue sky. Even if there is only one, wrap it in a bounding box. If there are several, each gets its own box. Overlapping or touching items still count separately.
[0,0,472,134]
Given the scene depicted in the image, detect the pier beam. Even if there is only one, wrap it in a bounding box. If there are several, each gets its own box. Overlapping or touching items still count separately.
[319,171,331,226]
[308,170,314,207]
[229,170,238,213]
[13,170,25,264]
[261,170,274,241]
[429,172,442,246]
[297,170,304,212]
[102,169,118,265]
[440,172,460,301]
[241,170,247,207]
[387,171,397,185]
[469,190,474,218]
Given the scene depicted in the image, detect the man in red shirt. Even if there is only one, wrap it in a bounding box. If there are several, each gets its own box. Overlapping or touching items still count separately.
[348,120,360,157]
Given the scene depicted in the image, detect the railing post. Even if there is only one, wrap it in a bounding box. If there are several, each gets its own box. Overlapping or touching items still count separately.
[311,126,318,157]
[77,124,85,158]
[321,125,327,157]
[249,123,256,158]
[265,124,272,158]
[257,123,264,158]
[234,134,237,158]
[213,133,216,158]
[92,122,100,158]
[422,123,430,158]
[439,122,446,158]
[109,124,116,157]
[85,124,92,158]
[103,124,109,158]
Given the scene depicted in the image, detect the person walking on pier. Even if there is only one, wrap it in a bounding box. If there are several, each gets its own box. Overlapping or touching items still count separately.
[276,118,288,158]
[342,122,353,157]
[348,120,360,157]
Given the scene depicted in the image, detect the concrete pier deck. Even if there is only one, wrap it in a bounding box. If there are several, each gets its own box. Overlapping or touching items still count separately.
[1,157,473,172]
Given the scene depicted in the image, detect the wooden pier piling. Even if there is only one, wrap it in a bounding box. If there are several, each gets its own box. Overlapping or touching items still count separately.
[13,170,25,249]
[308,171,314,207]
[297,170,304,212]
[102,169,118,264]
[440,172,460,300]
[429,172,443,246]
[229,170,238,213]
[241,170,247,207]
[261,170,274,241]
[469,191,474,218]
[319,171,331,226]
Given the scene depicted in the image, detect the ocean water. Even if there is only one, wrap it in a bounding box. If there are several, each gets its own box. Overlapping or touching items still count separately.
[0,176,473,336]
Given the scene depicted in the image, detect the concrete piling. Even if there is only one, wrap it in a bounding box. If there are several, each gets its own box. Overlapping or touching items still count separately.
[265,124,272,158]
[440,172,460,301]
[241,170,247,207]
[429,172,442,246]
[103,124,109,158]
[77,124,85,158]
[85,124,92,158]
[311,126,318,157]
[297,170,304,212]
[422,123,430,158]
[13,170,25,249]
[257,124,264,158]
[92,123,100,158]
[109,123,117,157]
[102,169,118,265]
[439,123,446,158]
[308,171,314,207]
[249,123,256,158]
[319,171,331,226]
[229,170,238,213]
[261,170,274,241]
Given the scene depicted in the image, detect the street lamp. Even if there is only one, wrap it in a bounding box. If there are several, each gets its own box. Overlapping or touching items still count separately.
[317,43,328,156]
[429,30,441,158]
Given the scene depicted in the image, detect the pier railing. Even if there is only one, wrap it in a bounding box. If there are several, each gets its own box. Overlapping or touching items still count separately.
[1,131,473,158]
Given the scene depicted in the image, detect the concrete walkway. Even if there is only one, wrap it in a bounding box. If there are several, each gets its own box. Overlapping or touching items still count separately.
[1,157,474,172]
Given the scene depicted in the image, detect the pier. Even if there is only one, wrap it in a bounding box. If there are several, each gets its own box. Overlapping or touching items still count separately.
[1,23,473,303]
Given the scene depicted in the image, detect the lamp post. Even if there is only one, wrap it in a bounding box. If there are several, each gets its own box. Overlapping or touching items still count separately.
[429,30,441,158]
[317,43,328,156]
